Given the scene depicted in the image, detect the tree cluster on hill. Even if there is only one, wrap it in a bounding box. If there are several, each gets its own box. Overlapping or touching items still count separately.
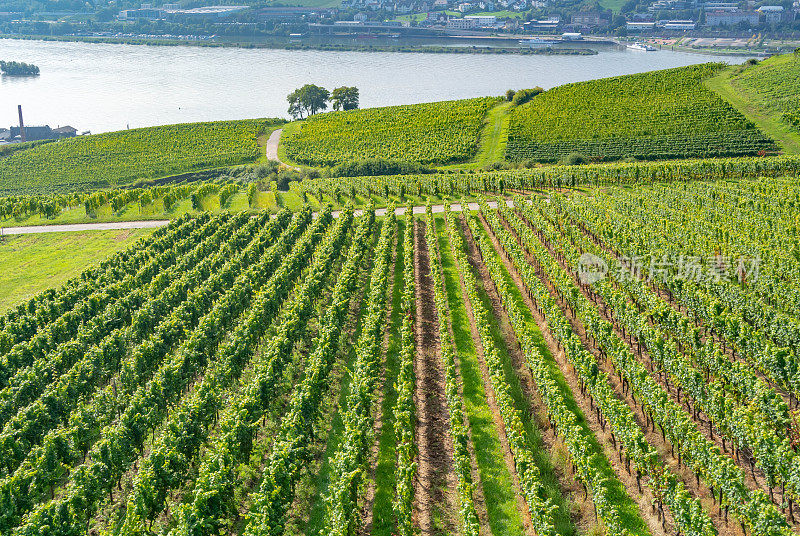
[287,84,359,119]
[0,61,39,76]
[331,158,433,177]
[506,87,544,106]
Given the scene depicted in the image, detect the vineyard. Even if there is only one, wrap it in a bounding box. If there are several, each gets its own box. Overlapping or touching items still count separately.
[5,154,800,226]
[505,64,778,162]
[281,98,501,166]
[5,51,800,536]
[3,153,800,536]
[726,54,800,133]
[0,119,283,197]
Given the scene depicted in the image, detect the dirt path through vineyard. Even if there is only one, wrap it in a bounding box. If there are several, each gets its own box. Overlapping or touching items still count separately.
[413,219,459,536]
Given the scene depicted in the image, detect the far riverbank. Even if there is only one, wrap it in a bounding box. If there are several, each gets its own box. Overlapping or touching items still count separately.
[0,33,603,55]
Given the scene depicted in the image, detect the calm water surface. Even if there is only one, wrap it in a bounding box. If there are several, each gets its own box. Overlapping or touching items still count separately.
[0,38,750,134]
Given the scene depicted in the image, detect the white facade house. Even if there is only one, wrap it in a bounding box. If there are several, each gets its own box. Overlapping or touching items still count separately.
[662,19,696,28]
[757,5,785,23]
[446,16,475,27]
[464,14,497,25]
[627,21,656,30]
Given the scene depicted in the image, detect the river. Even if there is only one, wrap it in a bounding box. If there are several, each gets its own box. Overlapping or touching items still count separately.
[0,37,751,134]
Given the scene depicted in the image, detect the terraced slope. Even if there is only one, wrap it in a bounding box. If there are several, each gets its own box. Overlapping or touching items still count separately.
[0,119,282,196]
[506,63,777,162]
[282,97,501,166]
[705,54,800,155]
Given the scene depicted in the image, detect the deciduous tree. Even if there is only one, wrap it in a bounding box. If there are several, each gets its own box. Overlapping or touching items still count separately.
[331,86,360,111]
[287,84,330,119]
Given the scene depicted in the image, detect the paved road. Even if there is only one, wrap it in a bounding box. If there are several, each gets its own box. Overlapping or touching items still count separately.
[351,200,509,218]
[1,220,171,235]
[1,200,517,235]
[265,128,283,163]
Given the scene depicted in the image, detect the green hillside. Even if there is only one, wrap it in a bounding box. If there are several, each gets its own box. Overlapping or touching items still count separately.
[282,97,501,166]
[732,55,800,123]
[0,119,282,196]
[705,54,800,155]
[505,63,777,163]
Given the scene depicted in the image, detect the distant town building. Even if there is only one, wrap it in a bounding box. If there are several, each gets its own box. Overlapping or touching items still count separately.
[257,7,334,20]
[52,126,78,137]
[757,5,786,23]
[165,5,247,20]
[661,19,696,29]
[627,21,656,30]
[118,7,165,20]
[464,14,497,26]
[6,125,77,142]
[705,10,758,26]
[648,0,686,11]
[571,11,602,26]
[446,16,475,27]
[524,17,560,29]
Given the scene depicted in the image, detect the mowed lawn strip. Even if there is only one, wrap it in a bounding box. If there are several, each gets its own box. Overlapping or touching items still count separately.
[434,214,527,536]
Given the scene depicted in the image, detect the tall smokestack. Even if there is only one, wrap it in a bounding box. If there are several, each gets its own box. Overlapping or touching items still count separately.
[17,105,25,143]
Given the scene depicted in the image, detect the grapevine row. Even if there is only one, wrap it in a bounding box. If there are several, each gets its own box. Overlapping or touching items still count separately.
[0,215,193,354]
[9,208,336,536]
[0,214,210,381]
[243,207,376,536]
[476,200,716,536]
[0,210,282,477]
[116,207,355,535]
[0,208,306,535]
[392,206,417,536]
[322,206,397,536]
[496,201,790,535]
[423,204,480,536]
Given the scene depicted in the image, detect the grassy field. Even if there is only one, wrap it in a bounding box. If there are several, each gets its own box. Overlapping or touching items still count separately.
[596,0,629,12]
[705,55,800,155]
[0,119,282,196]
[282,98,501,166]
[506,63,777,162]
[0,228,154,313]
[444,101,512,170]
[472,9,526,18]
